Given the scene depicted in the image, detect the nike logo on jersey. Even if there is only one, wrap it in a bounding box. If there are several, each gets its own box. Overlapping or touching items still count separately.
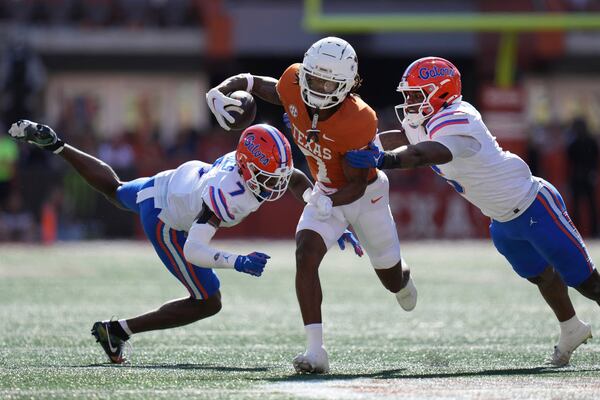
[322,134,335,142]
[371,196,384,204]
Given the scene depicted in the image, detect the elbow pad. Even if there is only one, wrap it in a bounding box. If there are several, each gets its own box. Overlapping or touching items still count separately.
[184,223,238,269]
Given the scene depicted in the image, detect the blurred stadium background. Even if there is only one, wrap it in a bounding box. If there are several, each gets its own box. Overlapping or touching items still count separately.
[0,0,599,243]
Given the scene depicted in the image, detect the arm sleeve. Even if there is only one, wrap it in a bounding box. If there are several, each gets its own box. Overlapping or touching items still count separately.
[433,135,481,158]
[183,222,239,269]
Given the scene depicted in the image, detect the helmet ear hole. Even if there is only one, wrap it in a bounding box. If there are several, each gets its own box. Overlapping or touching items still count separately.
[439,92,449,99]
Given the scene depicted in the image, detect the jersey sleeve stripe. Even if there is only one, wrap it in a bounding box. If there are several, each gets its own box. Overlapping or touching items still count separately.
[209,186,225,221]
[425,111,465,129]
[217,188,235,220]
[428,118,469,138]
[262,124,288,167]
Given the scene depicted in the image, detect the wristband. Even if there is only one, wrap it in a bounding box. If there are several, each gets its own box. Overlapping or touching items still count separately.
[243,73,254,92]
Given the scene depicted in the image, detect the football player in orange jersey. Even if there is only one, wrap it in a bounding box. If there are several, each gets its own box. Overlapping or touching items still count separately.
[207,37,417,374]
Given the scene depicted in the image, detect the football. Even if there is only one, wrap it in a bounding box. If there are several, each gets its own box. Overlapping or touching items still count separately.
[224,90,257,131]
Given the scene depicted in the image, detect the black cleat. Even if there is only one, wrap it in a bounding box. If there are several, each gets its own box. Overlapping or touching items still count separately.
[91,321,130,364]
[9,120,59,147]
[9,120,65,153]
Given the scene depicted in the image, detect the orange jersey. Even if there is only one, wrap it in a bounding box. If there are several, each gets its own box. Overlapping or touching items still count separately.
[276,63,378,189]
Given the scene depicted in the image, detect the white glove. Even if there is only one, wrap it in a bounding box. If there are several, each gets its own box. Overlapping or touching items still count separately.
[293,347,330,374]
[315,195,333,220]
[205,88,242,131]
[303,188,333,221]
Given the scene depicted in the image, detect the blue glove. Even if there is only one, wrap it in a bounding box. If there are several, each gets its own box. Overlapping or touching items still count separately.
[345,142,384,169]
[234,252,271,277]
[337,229,364,257]
[282,112,291,130]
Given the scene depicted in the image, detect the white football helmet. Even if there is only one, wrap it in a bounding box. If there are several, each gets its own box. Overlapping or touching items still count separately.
[299,37,358,109]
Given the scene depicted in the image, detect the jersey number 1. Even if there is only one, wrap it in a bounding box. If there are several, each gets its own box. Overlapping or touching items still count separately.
[300,148,331,183]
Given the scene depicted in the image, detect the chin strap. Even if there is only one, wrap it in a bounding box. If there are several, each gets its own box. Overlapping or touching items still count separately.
[306,112,320,143]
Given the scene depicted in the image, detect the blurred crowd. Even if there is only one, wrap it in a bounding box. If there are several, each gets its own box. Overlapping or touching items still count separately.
[0,97,247,242]
[0,30,599,242]
[0,0,204,28]
[2,102,598,242]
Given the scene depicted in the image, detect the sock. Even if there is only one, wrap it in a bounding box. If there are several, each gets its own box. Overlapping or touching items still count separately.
[395,257,410,293]
[305,323,323,354]
[44,139,65,154]
[119,319,134,336]
[559,315,583,334]
[108,320,130,341]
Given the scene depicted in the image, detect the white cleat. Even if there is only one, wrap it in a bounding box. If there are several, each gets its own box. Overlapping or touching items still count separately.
[395,276,417,311]
[292,347,330,374]
[549,321,592,367]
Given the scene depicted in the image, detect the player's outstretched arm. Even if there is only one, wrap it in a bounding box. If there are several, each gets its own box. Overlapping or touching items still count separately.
[206,74,281,130]
[346,142,453,170]
[183,208,270,277]
[9,120,122,205]
[378,129,410,150]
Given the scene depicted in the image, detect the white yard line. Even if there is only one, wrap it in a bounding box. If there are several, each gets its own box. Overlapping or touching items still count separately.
[268,376,600,400]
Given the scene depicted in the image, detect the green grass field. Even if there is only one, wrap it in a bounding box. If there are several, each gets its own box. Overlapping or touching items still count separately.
[1,240,599,399]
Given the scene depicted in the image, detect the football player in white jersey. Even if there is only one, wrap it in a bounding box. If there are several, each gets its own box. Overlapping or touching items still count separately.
[346,57,600,367]
[9,120,362,364]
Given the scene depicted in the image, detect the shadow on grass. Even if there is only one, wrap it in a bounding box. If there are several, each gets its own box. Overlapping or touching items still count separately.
[82,363,270,372]
[259,366,600,382]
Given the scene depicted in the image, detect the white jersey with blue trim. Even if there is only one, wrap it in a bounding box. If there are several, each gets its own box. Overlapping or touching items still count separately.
[154,152,261,231]
[402,100,540,222]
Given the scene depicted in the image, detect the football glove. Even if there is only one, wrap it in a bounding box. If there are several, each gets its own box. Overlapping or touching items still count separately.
[234,252,270,277]
[302,188,333,221]
[282,112,291,130]
[9,119,65,153]
[206,88,242,131]
[345,142,384,169]
[337,229,363,257]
